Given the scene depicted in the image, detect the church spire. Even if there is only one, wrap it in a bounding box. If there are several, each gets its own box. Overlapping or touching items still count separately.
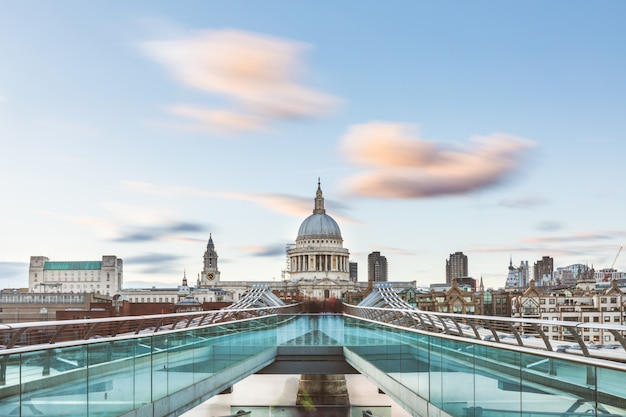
[313,178,326,214]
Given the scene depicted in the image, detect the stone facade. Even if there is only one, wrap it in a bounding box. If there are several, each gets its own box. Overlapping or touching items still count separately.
[28,255,123,296]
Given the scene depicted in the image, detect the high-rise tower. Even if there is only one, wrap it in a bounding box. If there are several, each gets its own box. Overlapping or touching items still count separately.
[368,251,388,284]
[533,256,553,284]
[446,251,468,284]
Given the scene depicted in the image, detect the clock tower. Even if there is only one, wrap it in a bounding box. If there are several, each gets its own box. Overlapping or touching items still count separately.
[199,234,220,287]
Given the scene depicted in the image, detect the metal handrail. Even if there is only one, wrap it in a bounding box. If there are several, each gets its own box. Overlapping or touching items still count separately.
[343,303,626,363]
[0,303,301,352]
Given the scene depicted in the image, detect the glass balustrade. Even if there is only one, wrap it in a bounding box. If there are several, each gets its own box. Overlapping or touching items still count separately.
[1,314,625,417]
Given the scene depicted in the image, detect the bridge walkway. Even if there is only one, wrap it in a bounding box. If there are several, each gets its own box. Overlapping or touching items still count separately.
[1,311,626,417]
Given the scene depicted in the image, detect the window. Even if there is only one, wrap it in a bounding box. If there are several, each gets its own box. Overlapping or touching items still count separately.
[601,298,607,303]
[549,299,556,305]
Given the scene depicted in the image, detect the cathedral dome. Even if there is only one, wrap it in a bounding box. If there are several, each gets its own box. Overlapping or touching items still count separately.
[296,180,342,240]
[297,212,342,240]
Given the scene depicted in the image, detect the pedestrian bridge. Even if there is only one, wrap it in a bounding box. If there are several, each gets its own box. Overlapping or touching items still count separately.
[1,287,626,417]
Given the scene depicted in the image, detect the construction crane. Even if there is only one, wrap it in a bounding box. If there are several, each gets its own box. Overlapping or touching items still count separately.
[601,246,622,282]
[610,246,623,269]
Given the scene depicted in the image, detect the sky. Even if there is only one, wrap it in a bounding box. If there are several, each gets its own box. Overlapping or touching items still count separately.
[1,1,625,291]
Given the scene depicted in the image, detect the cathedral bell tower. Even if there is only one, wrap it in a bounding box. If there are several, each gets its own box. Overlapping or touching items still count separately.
[199,234,220,287]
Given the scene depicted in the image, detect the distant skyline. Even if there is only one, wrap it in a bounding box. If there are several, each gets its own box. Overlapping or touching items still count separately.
[1,2,625,291]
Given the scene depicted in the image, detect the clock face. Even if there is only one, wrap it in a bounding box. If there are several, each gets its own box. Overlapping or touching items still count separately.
[208,273,215,280]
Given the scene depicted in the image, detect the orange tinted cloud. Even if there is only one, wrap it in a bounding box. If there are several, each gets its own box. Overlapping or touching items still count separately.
[339,122,535,198]
[169,105,266,134]
[143,29,339,133]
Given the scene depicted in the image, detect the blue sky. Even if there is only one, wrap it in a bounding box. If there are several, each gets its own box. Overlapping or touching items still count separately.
[1,1,625,290]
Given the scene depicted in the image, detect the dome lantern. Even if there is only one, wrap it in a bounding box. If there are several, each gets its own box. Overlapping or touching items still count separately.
[296,180,342,241]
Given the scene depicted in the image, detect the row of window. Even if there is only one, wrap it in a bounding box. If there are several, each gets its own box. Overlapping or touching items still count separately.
[36,276,109,282]
[539,297,619,304]
[0,295,86,303]
[129,297,214,303]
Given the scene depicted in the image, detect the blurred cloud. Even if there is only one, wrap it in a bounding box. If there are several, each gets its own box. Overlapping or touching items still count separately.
[522,231,624,245]
[219,191,360,225]
[124,253,183,275]
[169,105,266,134]
[222,192,312,218]
[534,220,564,232]
[142,28,340,133]
[121,180,359,224]
[471,230,626,265]
[499,196,547,209]
[125,253,181,264]
[339,122,535,199]
[240,243,286,257]
[113,221,207,243]
[35,205,210,245]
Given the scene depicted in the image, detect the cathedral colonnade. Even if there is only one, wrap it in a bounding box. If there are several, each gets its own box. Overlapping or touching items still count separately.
[290,254,349,272]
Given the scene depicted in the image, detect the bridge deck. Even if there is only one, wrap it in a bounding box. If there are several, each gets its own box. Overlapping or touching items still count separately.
[1,314,625,417]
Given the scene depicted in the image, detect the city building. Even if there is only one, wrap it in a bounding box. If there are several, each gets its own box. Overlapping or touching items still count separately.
[533,256,554,285]
[505,258,530,289]
[287,180,351,285]
[445,252,468,284]
[512,279,626,344]
[349,262,358,283]
[367,251,388,284]
[417,280,512,317]
[0,290,112,323]
[595,268,625,284]
[124,180,366,304]
[553,263,591,287]
[12,181,415,319]
[28,255,123,295]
